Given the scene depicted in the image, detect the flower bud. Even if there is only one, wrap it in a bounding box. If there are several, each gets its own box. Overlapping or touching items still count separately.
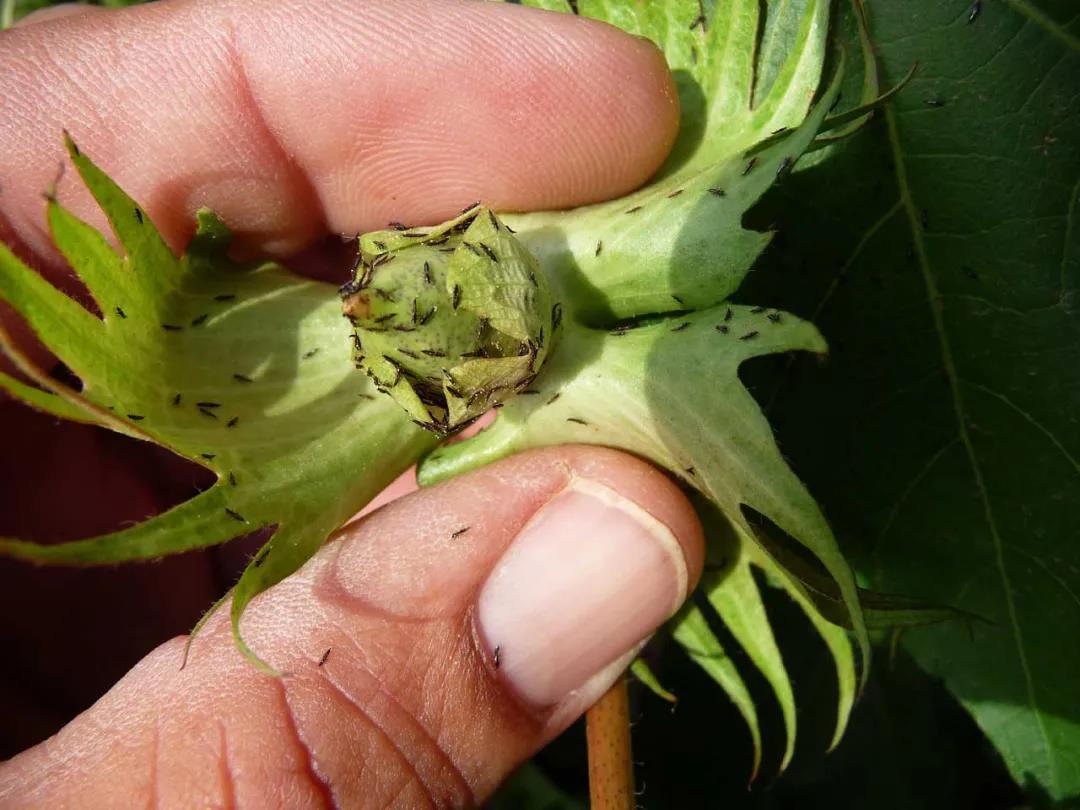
[341,205,558,434]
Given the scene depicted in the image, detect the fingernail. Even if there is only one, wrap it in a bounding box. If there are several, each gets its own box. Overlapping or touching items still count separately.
[476,478,689,707]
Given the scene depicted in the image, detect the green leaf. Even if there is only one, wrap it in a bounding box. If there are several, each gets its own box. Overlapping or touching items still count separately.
[0,141,436,666]
[747,0,1080,798]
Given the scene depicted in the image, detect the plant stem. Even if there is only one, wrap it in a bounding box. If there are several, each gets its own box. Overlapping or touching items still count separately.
[586,676,635,810]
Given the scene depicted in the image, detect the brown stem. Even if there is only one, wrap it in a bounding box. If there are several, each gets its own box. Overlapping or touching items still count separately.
[586,676,635,810]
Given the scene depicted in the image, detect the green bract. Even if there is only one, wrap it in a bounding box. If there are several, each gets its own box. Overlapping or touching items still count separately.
[342,206,555,434]
[0,0,935,780]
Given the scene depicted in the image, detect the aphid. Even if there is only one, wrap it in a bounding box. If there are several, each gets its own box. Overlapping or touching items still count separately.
[198,407,218,419]
[127,414,144,421]
[552,303,563,330]
[487,209,499,230]
[318,648,331,666]
[214,294,236,302]
[252,549,268,568]
[493,645,501,669]
[372,239,387,251]
[547,393,561,405]
[388,221,408,231]
[724,308,733,322]
[520,389,542,395]
[190,313,209,327]
[232,373,253,383]
[459,201,480,215]
[968,0,981,23]
[197,401,221,408]
[739,331,759,341]
[357,393,375,400]
[421,348,445,357]
[667,189,684,199]
[708,187,726,197]
[228,472,237,487]
[742,157,758,175]
[399,348,419,359]
[625,205,643,214]
[451,526,470,539]
[776,156,793,178]
[672,294,685,305]
[595,240,603,257]
[452,285,462,309]
[767,312,782,323]
[478,242,498,262]
[303,348,320,359]
[771,127,790,135]
[374,288,396,303]
[133,208,143,224]
[374,313,396,324]
[672,322,690,332]
[114,306,127,319]
[419,307,437,326]
[685,466,696,476]
[161,323,183,331]
[689,13,705,30]
[504,224,516,234]
[226,416,239,428]
[924,99,945,108]
[567,417,589,425]
[715,324,729,334]
[224,508,246,523]
[423,261,433,285]
[750,306,766,314]
[172,393,182,406]
[201,453,216,460]
[338,279,363,298]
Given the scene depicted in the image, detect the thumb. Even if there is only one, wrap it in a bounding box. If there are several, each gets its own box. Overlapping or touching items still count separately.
[0,446,703,807]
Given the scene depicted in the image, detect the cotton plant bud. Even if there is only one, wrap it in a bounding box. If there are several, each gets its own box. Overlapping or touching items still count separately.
[341,205,559,434]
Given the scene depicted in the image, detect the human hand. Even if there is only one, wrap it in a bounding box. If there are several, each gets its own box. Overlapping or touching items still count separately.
[0,1,702,805]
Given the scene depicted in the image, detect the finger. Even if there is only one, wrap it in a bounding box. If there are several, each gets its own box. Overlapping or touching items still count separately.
[0,0,679,263]
[0,446,702,807]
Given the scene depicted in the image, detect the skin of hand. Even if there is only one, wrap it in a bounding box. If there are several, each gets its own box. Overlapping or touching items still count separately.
[0,0,703,806]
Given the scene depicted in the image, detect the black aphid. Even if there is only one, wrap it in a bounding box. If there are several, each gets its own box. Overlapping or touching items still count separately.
[190,313,209,327]
[493,646,501,669]
[197,401,221,408]
[689,13,705,30]
[776,156,793,177]
[228,472,237,487]
[750,306,766,314]
[767,312,782,323]
[451,527,470,539]
[566,417,588,425]
[303,348,320,359]
[672,294,685,305]
[419,307,437,326]
[134,207,143,224]
[423,261,433,285]
[739,331,759,341]
[725,308,733,321]
[552,302,563,330]
[924,99,945,108]
[625,205,643,214]
[715,324,729,334]
[115,306,127,319]
[487,209,499,230]
[374,313,396,324]
[318,648,331,666]
[672,322,690,332]
[252,549,268,568]
[225,508,246,523]
[595,240,603,257]
[392,325,415,333]
[479,242,498,262]
[388,221,408,231]
[547,393,561,405]
[232,373,253,383]
[452,285,462,309]
[505,224,516,234]
[374,288,396,303]
[968,0,981,23]
[161,324,183,331]
[127,414,144,421]
[460,201,480,215]
[742,157,758,176]
[463,241,484,258]
[373,239,387,251]
[198,408,218,419]
[528,271,538,288]
[708,187,726,197]
[685,466,696,476]
[226,416,239,428]
[338,278,363,298]
[201,453,216,460]
[399,348,419,359]
[667,189,684,198]
[214,294,236,302]
[172,393,182,405]
[421,348,445,357]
